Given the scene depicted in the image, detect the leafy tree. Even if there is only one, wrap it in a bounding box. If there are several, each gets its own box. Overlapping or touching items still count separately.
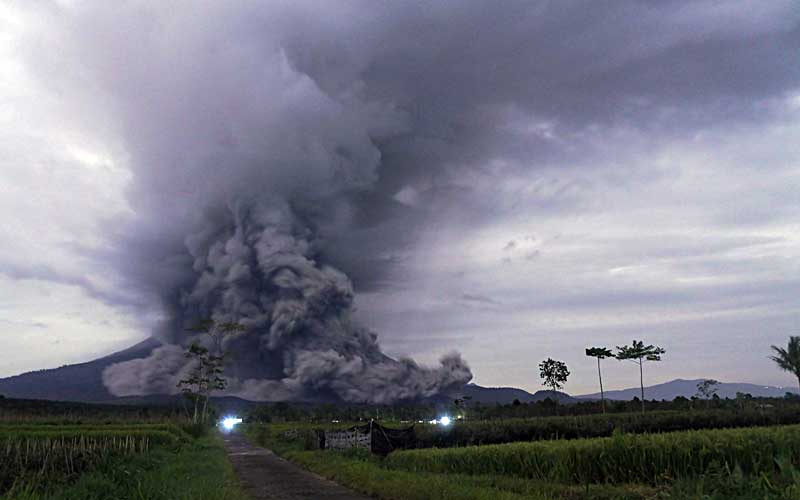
[178,319,246,424]
[696,379,720,401]
[615,340,665,413]
[176,343,211,424]
[585,347,614,413]
[770,336,800,393]
[696,379,719,398]
[539,358,570,392]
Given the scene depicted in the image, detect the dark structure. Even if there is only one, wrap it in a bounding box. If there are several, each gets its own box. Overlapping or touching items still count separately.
[323,420,415,455]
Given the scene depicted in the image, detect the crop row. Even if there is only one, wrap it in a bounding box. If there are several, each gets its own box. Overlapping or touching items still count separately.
[0,429,182,493]
[387,424,800,485]
[415,407,800,447]
[0,423,191,440]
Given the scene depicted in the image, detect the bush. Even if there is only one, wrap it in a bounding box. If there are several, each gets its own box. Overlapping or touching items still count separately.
[179,422,211,439]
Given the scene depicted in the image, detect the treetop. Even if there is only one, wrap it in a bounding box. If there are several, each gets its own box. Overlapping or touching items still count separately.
[585,347,614,358]
[616,339,666,362]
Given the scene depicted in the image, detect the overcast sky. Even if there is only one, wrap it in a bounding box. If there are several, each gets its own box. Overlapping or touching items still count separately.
[1,1,799,396]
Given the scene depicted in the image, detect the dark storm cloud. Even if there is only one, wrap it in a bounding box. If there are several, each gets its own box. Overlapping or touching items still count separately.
[37,0,797,292]
[11,1,799,397]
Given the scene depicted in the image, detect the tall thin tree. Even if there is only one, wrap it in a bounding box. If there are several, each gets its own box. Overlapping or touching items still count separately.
[183,319,247,423]
[585,347,613,413]
[615,340,666,413]
[769,336,800,393]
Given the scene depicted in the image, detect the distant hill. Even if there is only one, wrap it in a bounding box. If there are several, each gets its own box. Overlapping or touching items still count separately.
[576,378,800,401]
[0,338,160,402]
[0,340,580,406]
[460,383,577,405]
[6,342,792,406]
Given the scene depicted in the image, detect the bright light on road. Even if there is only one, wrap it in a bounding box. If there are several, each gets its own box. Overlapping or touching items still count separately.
[221,417,243,431]
[439,416,451,426]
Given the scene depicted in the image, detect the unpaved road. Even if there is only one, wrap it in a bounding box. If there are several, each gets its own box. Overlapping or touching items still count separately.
[222,432,371,500]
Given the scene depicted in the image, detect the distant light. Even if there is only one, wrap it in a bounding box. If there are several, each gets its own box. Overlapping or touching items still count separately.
[439,416,451,426]
[221,417,242,431]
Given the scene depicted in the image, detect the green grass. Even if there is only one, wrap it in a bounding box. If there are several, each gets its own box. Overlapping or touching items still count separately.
[415,408,800,448]
[243,422,800,499]
[387,424,800,485]
[2,434,247,500]
[0,429,184,493]
[0,422,194,440]
[246,423,657,499]
[287,449,657,500]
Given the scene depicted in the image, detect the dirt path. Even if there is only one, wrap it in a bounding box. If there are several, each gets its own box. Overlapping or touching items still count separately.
[222,432,372,500]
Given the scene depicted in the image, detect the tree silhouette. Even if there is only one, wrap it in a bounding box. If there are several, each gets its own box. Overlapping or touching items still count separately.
[539,358,570,392]
[178,319,246,423]
[585,347,614,413]
[769,336,800,393]
[695,379,720,408]
[615,340,665,413]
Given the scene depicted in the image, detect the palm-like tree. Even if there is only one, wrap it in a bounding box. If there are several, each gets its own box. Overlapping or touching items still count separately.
[585,347,613,413]
[769,336,800,392]
[616,340,666,413]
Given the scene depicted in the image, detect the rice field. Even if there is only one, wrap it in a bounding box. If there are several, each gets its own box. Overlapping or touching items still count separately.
[0,424,185,494]
[414,407,800,448]
[387,424,800,485]
[249,418,800,499]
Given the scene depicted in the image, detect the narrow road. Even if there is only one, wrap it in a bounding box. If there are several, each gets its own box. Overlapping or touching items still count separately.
[222,432,371,500]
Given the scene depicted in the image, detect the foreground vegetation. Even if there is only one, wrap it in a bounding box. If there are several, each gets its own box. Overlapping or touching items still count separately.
[0,397,187,423]
[3,434,247,500]
[416,407,800,448]
[391,424,800,484]
[6,394,800,499]
[0,417,245,500]
[247,417,800,499]
[248,405,800,450]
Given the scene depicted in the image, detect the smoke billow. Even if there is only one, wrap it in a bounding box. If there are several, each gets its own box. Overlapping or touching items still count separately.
[76,2,478,402]
[104,198,471,402]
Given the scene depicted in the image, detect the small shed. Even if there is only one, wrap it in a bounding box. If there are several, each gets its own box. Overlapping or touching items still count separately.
[323,420,415,455]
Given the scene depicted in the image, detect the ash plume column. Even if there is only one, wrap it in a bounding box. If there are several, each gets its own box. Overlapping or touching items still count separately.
[104,199,472,402]
[85,1,475,401]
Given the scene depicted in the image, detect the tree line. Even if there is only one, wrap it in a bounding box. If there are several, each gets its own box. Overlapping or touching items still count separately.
[538,339,665,413]
[539,335,800,415]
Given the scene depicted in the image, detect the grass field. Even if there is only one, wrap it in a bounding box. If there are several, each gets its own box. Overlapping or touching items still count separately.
[0,419,246,500]
[246,417,800,499]
[414,407,800,448]
[6,399,800,499]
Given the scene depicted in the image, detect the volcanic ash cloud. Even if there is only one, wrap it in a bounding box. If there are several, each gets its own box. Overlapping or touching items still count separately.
[103,199,472,402]
[37,2,476,403]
